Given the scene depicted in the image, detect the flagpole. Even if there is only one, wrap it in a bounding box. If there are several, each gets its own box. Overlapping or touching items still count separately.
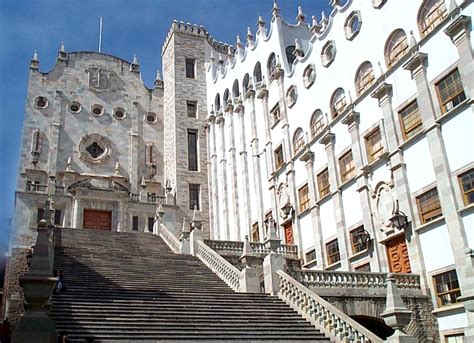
[98,17,103,53]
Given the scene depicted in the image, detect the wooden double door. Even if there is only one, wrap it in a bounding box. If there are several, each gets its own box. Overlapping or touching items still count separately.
[83,209,112,230]
[385,235,412,273]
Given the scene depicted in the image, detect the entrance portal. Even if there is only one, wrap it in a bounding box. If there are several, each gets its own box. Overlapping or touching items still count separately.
[386,234,411,273]
[83,209,112,230]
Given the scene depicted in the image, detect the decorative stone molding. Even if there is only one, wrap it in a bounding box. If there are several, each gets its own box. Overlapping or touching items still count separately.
[78,134,112,165]
[344,10,362,40]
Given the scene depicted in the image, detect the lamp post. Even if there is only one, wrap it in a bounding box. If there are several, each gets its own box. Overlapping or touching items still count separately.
[355,229,371,251]
[389,210,408,230]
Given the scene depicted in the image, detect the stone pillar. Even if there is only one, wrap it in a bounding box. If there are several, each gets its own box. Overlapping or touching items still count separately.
[444,15,473,99]
[227,105,241,240]
[319,131,349,269]
[342,109,382,271]
[237,106,252,237]
[129,101,140,193]
[190,228,203,256]
[217,114,230,239]
[205,122,215,239]
[72,198,82,229]
[263,252,286,295]
[371,83,427,283]
[47,90,63,178]
[404,54,469,290]
[458,249,474,340]
[208,115,220,239]
[239,267,260,293]
[248,89,265,240]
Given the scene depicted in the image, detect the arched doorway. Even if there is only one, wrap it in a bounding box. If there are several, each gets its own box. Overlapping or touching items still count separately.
[351,315,394,339]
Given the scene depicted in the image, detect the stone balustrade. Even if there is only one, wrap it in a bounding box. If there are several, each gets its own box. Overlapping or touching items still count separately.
[25,183,48,193]
[204,239,299,259]
[158,223,180,254]
[290,269,422,297]
[147,194,166,205]
[196,240,241,292]
[277,271,383,343]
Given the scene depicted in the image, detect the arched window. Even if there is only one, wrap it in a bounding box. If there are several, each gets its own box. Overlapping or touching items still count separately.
[384,29,409,68]
[267,53,277,77]
[146,143,156,166]
[232,79,240,99]
[223,89,230,105]
[310,110,326,137]
[31,129,42,165]
[214,93,221,112]
[286,45,296,65]
[254,62,262,84]
[330,88,347,119]
[418,0,446,38]
[293,128,305,154]
[355,61,375,96]
[242,73,250,95]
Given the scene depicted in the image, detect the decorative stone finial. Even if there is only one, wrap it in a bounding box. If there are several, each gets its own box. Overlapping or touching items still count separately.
[218,53,224,65]
[409,30,417,49]
[227,46,234,62]
[236,35,243,49]
[310,15,321,33]
[377,61,384,75]
[114,162,121,176]
[65,156,72,172]
[294,38,304,58]
[381,274,416,342]
[321,11,329,28]
[257,14,267,37]
[57,42,68,62]
[449,0,459,12]
[30,50,40,70]
[271,0,281,18]
[165,179,172,193]
[130,54,140,73]
[210,50,215,62]
[296,6,306,24]
[348,90,353,104]
[140,176,146,188]
[246,27,254,44]
[154,70,163,88]
[60,42,65,52]
[257,14,266,27]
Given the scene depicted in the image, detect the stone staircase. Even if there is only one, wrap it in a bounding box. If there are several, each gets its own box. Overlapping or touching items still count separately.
[50,228,330,342]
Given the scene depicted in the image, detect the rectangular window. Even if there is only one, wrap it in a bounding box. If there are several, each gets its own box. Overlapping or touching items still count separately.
[459,169,474,205]
[445,334,464,343]
[270,103,281,125]
[317,168,330,198]
[189,184,200,210]
[399,100,423,140]
[433,269,461,307]
[417,188,442,224]
[274,145,284,170]
[298,184,310,213]
[326,239,340,265]
[186,101,197,118]
[350,226,367,254]
[436,69,466,114]
[305,249,316,264]
[339,150,355,183]
[188,130,198,171]
[185,58,195,78]
[365,127,384,163]
[355,263,371,272]
[148,217,154,232]
[251,222,259,242]
[132,216,139,231]
[54,209,62,226]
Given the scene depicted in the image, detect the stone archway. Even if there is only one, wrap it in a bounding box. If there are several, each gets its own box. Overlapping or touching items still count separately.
[352,315,394,339]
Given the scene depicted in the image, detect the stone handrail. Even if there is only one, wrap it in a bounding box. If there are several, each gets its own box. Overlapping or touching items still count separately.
[291,270,421,291]
[158,223,180,254]
[204,239,299,259]
[196,240,241,292]
[277,271,383,343]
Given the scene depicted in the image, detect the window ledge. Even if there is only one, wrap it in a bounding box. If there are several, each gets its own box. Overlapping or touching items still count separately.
[297,206,312,218]
[414,216,446,233]
[348,249,369,262]
[316,194,332,206]
[432,302,465,315]
[339,177,356,191]
[398,129,426,150]
[436,97,472,124]
[459,203,474,215]
[302,259,318,269]
[270,118,281,130]
[324,261,341,271]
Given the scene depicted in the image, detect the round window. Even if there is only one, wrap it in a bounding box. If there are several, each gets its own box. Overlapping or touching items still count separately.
[113,107,126,120]
[91,104,104,116]
[35,96,48,109]
[69,102,81,113]
[145,112,157,123]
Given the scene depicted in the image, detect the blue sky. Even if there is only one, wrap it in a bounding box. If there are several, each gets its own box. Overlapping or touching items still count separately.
[0,0,332,254]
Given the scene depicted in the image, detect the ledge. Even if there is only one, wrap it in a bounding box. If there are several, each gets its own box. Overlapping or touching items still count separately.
[436,97,472,125]
[414,216,446,233]
[297,206,312,218]
[302,259,317,269]
[338,177,357,191]
[398,128,426,151]
[432,302,465,315]
[347,249,370,262]
[459,203,474,215]
[324,261,341,271]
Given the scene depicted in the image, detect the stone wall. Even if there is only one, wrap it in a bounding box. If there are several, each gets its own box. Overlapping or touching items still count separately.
[3,248,29,325]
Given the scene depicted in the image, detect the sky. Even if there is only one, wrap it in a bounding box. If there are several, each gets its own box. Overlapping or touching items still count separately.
[0,0,332,256]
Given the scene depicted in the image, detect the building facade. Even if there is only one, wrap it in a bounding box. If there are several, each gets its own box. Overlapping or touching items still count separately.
[4,0,474,340]
[205,0,473,340]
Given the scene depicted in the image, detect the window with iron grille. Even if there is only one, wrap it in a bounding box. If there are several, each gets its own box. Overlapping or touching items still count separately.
[459,169,474,206]
[188,130,198,171]
[399,100,423,140]
[293,128,305,155]
[417,188,442,224]
[185,58,196,78]
[317,168,330,198]
[436,69,466,114]
[365,127,384,163]
[339,150,355,183]
[187,101,197,118]
[433,269,461,307]
[298,184,310,213]
[355,61,375,96]
[274,145,284,170]
[189,184,200,210]
[326,239,340,265]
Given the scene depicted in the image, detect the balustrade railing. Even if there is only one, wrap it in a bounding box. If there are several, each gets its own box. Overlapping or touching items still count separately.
[147,194,166,204]
[196,240,241,292]
[130,193,139,202]
[204,239,299,259]
[158,223,180,254]
[55,186,65,195]
[277,271,383,343]
[290,270,421,291]
[26,183,47,193]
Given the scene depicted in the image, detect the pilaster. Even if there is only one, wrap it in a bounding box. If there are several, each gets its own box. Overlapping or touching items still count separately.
[129,101,140,193]
[227,107,241,240]
[47,90,63,178]
[217,114,230,239]
[209,115,220,239]
[237,107,252,238]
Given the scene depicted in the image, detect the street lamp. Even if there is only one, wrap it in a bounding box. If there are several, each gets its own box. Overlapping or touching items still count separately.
[355,229,371,251]
[390,210,408,230]
[281,201,294,218]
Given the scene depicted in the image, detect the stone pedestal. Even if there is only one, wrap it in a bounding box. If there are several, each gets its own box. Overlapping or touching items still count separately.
[239,267,260,293]
[190,229,203,256]
[263,252,286,295]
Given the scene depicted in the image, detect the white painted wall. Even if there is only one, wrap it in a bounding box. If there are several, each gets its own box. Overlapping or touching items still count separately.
[437,311,468,331]
[404,137,436,193]
[342,185,363,228]
[463,213,474,249]
[320,199,337,241]
[419,223,455,272]
[442,108,474,172]
[299,213,315,251]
